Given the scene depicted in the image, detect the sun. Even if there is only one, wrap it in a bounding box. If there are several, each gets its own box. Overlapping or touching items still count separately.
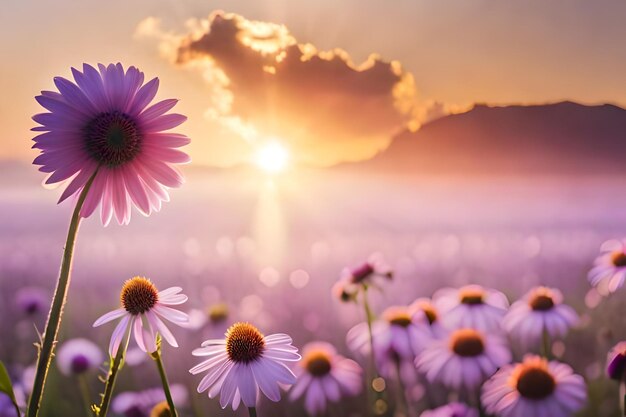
[254,142,290,173]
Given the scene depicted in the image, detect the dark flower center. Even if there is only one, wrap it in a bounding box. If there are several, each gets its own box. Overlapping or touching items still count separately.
[120,276,159,315]
[84,111,142,167]
[612,252,626,267]
[388,312,412,327]
[70,354,90,374]
[529,294,555,311]
[516,367,556,399]
[351,263,375,283]
[420,305,438,325]
[304,352,332,377]
[460,289,485,305]
[451,329,485,357]
[226,322,265,363]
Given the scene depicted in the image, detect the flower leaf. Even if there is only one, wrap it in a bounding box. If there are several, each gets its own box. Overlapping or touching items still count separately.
[0,361,21,417]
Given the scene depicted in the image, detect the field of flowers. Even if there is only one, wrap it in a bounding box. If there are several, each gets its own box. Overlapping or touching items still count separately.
[1,63,625,417]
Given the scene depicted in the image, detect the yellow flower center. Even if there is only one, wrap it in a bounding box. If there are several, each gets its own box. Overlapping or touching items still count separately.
[208,303,229,323]
[120,276,158,315]
[150,401,171,417]
[450,329,485,357]
[225,322,266,363]
[303,350,333,377]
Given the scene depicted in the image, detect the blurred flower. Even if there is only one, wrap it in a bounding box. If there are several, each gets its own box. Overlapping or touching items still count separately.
[347,306,429,383]
[434,285,509,331]
[15,287,48,315]
[56,338,103,376]
[112,385,188,417]
[416,328,511,391]
[32,62,190,225]
[409,297,446,338]
[190,322,300,410]
[208,302,230,324]
[333,253,393,301]
[93,277,189,355]
[481,355,586,417]
[419,402,479,417]
[607,341,626,380]
[290,342,362,415]
[150,401,171,417]
[503,286,579,350]
[588,239,626,295]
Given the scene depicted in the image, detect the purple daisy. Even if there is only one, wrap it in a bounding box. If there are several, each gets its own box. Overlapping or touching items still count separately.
[481,355,586,417]
[93,277,189,355]
[15,287,48,316]
[416,328,511,391]
[409,297,446,339]
[434,285,509,331]
[190,322,300,410]
[32,63,190,225]
[419,402,479,417]
[503,286,579,350]
[347,306,429,383]
[588,239,626,295]
[607,341,626,380]
[290,342,362,415]
[56,338,104,376]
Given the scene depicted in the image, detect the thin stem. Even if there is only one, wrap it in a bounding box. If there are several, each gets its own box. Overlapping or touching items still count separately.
[248,407,257,417]
[361,286,383,417]
[619,378,626,416]
[153,350,178,417]
[394,360,409,417]
[78,374,93,417]
[27,171,98,417]
[541,329,551,359]
[97,330,129,417]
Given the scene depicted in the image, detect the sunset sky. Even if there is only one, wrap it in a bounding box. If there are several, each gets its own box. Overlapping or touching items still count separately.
[2,0,625,167]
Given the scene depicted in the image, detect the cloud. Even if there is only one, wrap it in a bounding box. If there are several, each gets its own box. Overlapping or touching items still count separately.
[137,11,437,167]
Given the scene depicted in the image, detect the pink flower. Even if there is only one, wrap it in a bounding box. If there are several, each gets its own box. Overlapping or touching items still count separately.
[32,63,190,225]
[503,286,578,350]
[290,342,362,415]
[588,239,626,295]
[93,277,189,355]
[416,328,511,391]
[481,355,586,417]
[190,322,300,410]
[434,285,509,331]
[409,297,446,339]
[347,306,429,384]
[606,341,626,380]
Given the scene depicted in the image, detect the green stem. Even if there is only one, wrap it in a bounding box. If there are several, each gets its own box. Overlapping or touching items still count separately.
[394,360,409,416]
[97,330,129,417]
[27,171,98,417]
[248,407,257,417]
[361,286,383,417]
[78,374,93,417]
[152,350,178,417]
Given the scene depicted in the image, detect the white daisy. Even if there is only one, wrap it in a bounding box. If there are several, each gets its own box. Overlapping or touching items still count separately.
[93,276,189,355]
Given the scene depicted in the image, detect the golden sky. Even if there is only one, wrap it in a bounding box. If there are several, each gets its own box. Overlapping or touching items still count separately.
[2,0,625,167]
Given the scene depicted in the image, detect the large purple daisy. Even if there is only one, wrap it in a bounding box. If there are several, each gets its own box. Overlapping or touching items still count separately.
[32,63,190,225]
